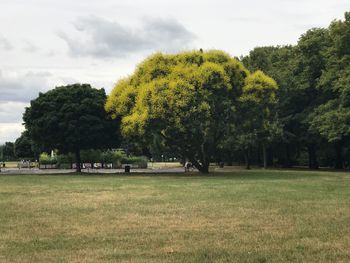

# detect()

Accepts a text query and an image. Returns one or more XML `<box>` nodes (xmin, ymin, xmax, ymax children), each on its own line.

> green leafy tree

<box><xmin>81</xmin><ymin>149</ymin><xmax>102</xmax><ymax>167</ymax></box>
<box><xmin>14</xmin><ymin>131</ymin><xmax>36</xmax><ymax>159</ymax></box>
<box><xmin>1</xmin><ymin>142</ymin><xmax>15</xmax><ymax>161</ymax></box>
<box><xmin>295</xmin><ymin>27</ymin><xmax>331</xmax><ymax>168</ymax></box>
<box><xmin>309</xmin><ymin>12</ymin><xmax>350</xmax><ymax>168</ymax></box>
<box><xmin>106</xmin><ymin>50</ymin><xmax>250</xmax><ymax>173</ymax></box>
<box><xmin>310</xmin><ymin>101</ymin><xmax>350</xmax><ymax>167</ymax></box>
<box><xmin>242</xmin><ymin>32</ymin><xmax>330</xmax><ymax>169</ymax></box>
<box><xmin>23</xmin><ymin>84</ymin><xmax>119</xmax><ymax>172</ymax></box>
<box><xmin>238</xmin><ymin>70</ymin><xmax>280</xmax><ymax>168</ymax></box>
<box><xmin>242</xmin><ymin>46</ymin><xmax>299</xmax><ymax>167</ymax></box>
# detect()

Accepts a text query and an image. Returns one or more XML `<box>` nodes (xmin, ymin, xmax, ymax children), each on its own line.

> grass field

<box><xmin>0</xmin><ymin>170</ymin><xmax>349</xmax><ymax>262</ymax></box>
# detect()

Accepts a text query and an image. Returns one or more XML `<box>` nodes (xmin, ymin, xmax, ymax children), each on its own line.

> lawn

<box><xmin>0</xmin><ymin>170</ymin><xmax>349</xmax><ymax>262</ymax></box>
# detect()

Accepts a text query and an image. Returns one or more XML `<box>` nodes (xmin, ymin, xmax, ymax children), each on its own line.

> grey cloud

<box><xmin>0</xmin><ymin>34</ymin><xmax>13</xmax><ymax>50</ymax></box>
<box><xmin>58</xmin><ymin>16</ymin><xmax>195</xmax><ymax>58</ymax></box>
<box><xmin>0</xmin><ymin>101</ymin><xmax>28</xmax><ymax>123</ymax></box>
<box><xmin>0</xmin><ymin>71</ymin><xmax>51</xmax><ymax>103</ymax></box>
<box><xmin>23</xmin><ymin>40</ymin><xmax>39</xmax><ymax>53</ymax></box>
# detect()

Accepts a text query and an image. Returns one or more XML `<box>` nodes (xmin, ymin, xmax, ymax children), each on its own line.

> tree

<box><xmin>230</xmin><ymin>70</ymin><xmax>282</xmax><ymax>169</ymax></box>
<box><xmin>1</xmin><ymin>142</ymin><xmax>15</xmax><ymax>161</ymax></box>
<box><xmin>242</xmin><ymin>32</ymin><xmax>330</xmax><ymax>169</ymax></box>
<box><xmin>241</xmin><ymin>12</ymin><xmax>350</xmax><ymax>169</ymax></box>
<box><xmin>242</xmin><ymin>46</ymin><xmax>300</xmax><ymax>167</ymax></box>
<box><xmin>14</xmin><ymin>131</ymin><xmax>36</xmax><ymax>159</ymax></box>
<box><xmin>310</xmin><ymin>100</ymin><xmax>350</xmax><ymax>168</ymax></box>
<box><xmin>309</xmin><ymin>12</ymin><xmax>350</xmax><ymax>168</ymax></box>
<box><xmin>106</xmin><ymin>50</ymin><xmax>251</xmax><ymax>173</ymax></box>
<box><xmin>23</xmin><ymin>84</ymin><xmax>119</xmax><ymax>172</ymax></box>
<box><xmin>237</xmin><ymin>71</ymin><xmax>280</xmax><ymax>169</ymax></box>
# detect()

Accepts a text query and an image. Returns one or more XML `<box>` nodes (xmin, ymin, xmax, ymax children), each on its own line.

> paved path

<box><xmin>0</xmin><ymin>167</ymin><xmax>195</xmax><ymax>175</ymax></box>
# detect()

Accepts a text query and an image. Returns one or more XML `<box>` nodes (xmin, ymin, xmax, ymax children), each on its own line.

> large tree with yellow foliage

<box><xmin>106</xmin><ymin>50</ymin><xmax>277</xmax><ymax>173</ymax></box>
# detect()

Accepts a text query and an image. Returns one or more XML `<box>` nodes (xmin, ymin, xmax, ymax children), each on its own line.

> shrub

<box><xmin>123</xmin><ymin>156</ymin><xmax>148</xmax><ymax>168</ymax></box>
<box><xmin>39</xmin><ymin>152</ymin><xmax>57</xmax><ymax>165</ymax></box>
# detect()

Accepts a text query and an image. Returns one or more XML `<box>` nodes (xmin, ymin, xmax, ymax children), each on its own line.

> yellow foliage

<box><xmin>241</xmin><ymin>70</ymin><xmax>278</xmax><ymax>104</ymax></box>
<box><xmin>197</xmin><ymin>62</ymin><xmax>230</xmax><ymax>91</ymax></box>
<box><xmin>105</xmin><ymin>50</ymin><xmax>274</xmax><ymax>138</ymax></box>
<box><xmin>105</xmin><ymin>78</ymin><xmax>136</xmax><ymax>117</ymax></box>
<box><xmin>203</xmin><ymin>50</ymin><xmax>232</xmax><ymax>64</ymax></box>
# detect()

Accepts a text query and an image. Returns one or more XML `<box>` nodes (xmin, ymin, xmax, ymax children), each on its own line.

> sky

<box><xmin>0</xmin><ymin>0</ymin><xmax>350</xmax><ymax>144</ymax></box>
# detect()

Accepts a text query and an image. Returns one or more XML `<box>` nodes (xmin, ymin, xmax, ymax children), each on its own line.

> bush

<box><xmin>57</xmin><ymin>163</ymin><xmax>71</xmax><ymax>169</ymax></box>
<box><xmin>101</xmin><ymin>150</ymin><xmax>115</xmax><ymax>164</ymax></box>
<box><xmin>81</xmin><ymin>149</ymin><xmax>102</xmax><ymax>163</ymax></box>
<box><xmin>39</xmin><ymin>152</ymin><xmax>57</xmax><ymax>165</ymax></box>
<box><xmin>56</xmin><ymin>153</ymin><xmax>74</xmax><ymax>169</ymax></box>
<box><xmin>103</xmin><ymin>150</ymin><xmax>148</xmax><ymax>168</ymax></box>
<box><xmin>123</xmin><ymin>156</ymin><xmax>148</xmax><ymax>168</ymax></box>
<box><xmin>40</xmin><ymin>149</ymin><xmax>148</xmax><ymax>169</ymax></box>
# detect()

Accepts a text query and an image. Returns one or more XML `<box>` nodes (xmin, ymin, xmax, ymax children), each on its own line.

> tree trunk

<box><xmin>244</xmin><ymin>148</ymin><xmax>251</xmax><ymax>170</ymax></box>
<box><xmin>262</xmin><ymin>142</ymin><xmax>267</xmax><ymax>169</ymax></box>
<box><xmin>189</xmin><ymin>157</ymin><xmax>209</xmax><ymax>174</ymax></box>
<box><xmin>308</xmin><ymin>144</ymin><xmax>318</xmax><ymax>169</ymax></box>
<box><xmin>257</xmin><ymin>145</ymin><xmax>262</xmax><ymax>167</ymax></box>
<box><xmin>335</xmin><ymin>142</ymin><xmax>343</xmax><ymax>169</ymax></box>
<box><xmin>188</xmin><ymin>144</ymin><xmax>210</xmax><ymax>174</ymax></box>
<box><xmin>75</xmin><ymin>149</ymin><xmax>81</xmax><ymax>173</ymax></box>
<box><xmin>267</xmin><ymin>148</ymin><xmax>274</xmax><ymax>166</ymax></box>
<box><xmin>283</xmin><ymin>144</ymin><xmax>291</xmax><ymax>168</ymax></box>
<box><xmin>181</xmin><ymin>155</ymin><xmax>186</xmax><ymax>166</ymax></box>
<box><xmin>197</xmin><ymin>165</ymin><xmax>209</xmax><ymax>173</ymax></box>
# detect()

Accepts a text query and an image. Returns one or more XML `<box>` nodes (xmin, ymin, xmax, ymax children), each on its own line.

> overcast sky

<box><xmin>0</xmin><ymin>0</ymin><xmax>349</xmax><ymax>144</ymax></box>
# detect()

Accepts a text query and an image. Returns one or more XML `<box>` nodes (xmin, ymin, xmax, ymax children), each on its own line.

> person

<box><xmin>184</xmin><ymin>161</ymin><xmax>192</xmax><ymax>172</ymax></box>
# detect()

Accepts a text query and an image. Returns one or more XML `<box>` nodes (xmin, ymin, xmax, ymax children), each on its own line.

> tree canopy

<box><xmin>242</xmin><ymin>11</ymin><xmax>350</xmax><ymax>169</ymax></box>
<box><xmin>14</xmin><ymin>131</ymin><xmax>36</xmax><ymax>159</ymax></box>
<box><xmin>0</xmin><ymin>142</ymin><xmax>15</xmax><ymax>161</ymax></box>
<box><xmin>23</xmin><ymin>84</ymin><xmax>119</xmax><ymax>172</ymax></box>
<box><xmin>106</xmin><ymin>50</ymin><xmax>276</xmax><ymax>172</ymax></box>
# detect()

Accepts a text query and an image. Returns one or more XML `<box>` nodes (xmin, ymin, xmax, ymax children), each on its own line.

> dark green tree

<box><xmin>23</xmin><ymin>84</ymin><xmax>119</xmax><ymax>172</ymax></box>
<box><xmin>242</xmin><ymin>30</ymin><xmax>330</xmax><ymax>169</ymax></box>
<box><xmin>242</xmin><ymin>46</ymin><xmax>300</xmax><ymax>167</ymax></box>
<box><xmin>1</xmin><ymin>142</ymin><xmax>15</xmax><ymax>161</ymax></box>
<box><xmin>236</xmin><ymin>70</ymin><xmax>280</xmax><ymax>169</ymax></box>
<box><xmin>296</xmin><ymin>28</ymin><xmax>331</xmax><ymax>168</ymax></box>
<box><xmin>242</xmin><ymin>12</ymin><xmax>350</xmax><ymax>169</ymax></box>
<box><xmin>14</xmin><ymin>131</ymin><xmax>36</xmax><ymax>159</ymax></box>
<box><xmin>309</xmin><ymin>12</ymin><xmax>350</xmax><ymax>168</ymax></box>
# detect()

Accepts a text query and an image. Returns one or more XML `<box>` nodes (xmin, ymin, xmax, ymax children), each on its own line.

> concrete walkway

<box><xmin>0</xmin><ymin>167</ymin><xmax>194</xmax><ymax>175</ymax></box>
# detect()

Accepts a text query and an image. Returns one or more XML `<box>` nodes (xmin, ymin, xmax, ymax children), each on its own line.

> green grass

<box><xmin>0</xmin><ymin>170</ymin><xmax>349</xmax><ymax>263</ymax></box>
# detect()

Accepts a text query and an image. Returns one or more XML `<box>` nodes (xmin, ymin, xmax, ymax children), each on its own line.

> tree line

<box><xmin>241</xmin><ymin>11</ymin><xmax>350</xmax><ymax>169</ymax></box>
<box><xmin>2</xmin><ymin>12</ymin><xmax>350</xmax><ymax>173</ymax></box>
